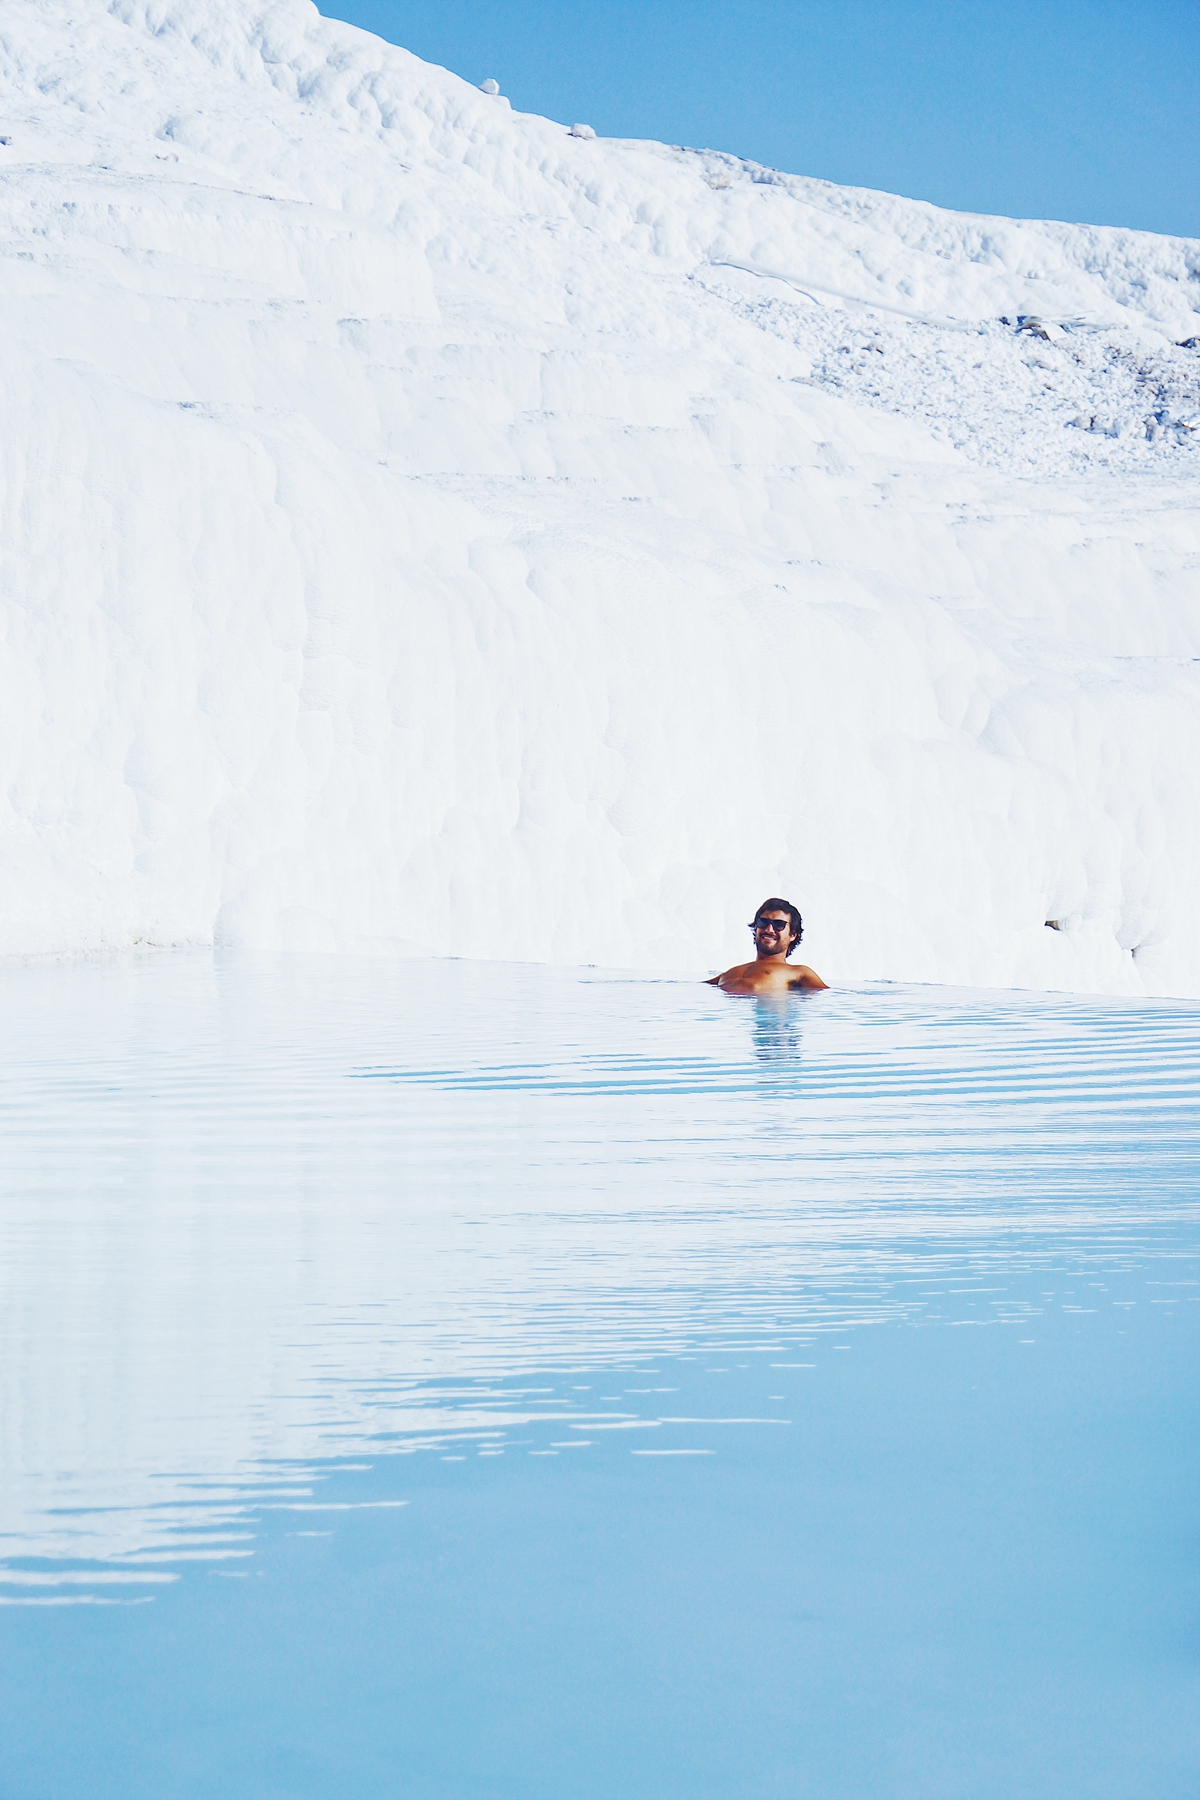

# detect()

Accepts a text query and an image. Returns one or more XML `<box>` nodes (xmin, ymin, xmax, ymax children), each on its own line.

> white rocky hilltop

<box><xmin>1</xmin><ymin>0</ymin><xmax>1198</xmax><ymax>992</ymax></box>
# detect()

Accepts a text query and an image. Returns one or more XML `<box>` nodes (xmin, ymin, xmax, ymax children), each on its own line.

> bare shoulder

<box><xmin>789</xmin><ymin>964</ymin><xmax>829</xmax><ymax>990</ymax></box>
<box><xmin>706</xmin><ymin>961</ymin><xmax>752</xmax><ymax>988</ymax></box>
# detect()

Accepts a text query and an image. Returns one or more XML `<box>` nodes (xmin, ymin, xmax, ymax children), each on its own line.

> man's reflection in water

<box><xmin>749</xmin><ymin>995</ymin><xmax>805</xmax><ymax>1068</ymax></box>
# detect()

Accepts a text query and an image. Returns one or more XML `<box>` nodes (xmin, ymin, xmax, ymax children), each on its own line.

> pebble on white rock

<box><xmin>479</xmin><ymin>77</ymin><xmax>500</xmax><ymax>95</ymax></box>
<box><xmin>0</xmin><ymin>0</ymin><xmax>1198</xmax><ymax>997</ymax></box>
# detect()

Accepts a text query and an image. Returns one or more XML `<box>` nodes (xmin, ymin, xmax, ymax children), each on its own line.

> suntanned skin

<box><xmin>706</xmin><ymin>911</ymin><xmax>829</xmax><ymax>994</ymax></box>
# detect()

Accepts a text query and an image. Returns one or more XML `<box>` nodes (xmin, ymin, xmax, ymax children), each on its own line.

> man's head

<box><xmin>749</xmin><ymin>898</ymin><xmax>803</xmax><ymax>959</ymax></box>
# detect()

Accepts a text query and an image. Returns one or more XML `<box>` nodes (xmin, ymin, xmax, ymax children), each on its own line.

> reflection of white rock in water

<box><xmin>2</xmin><ymin>955</ymin><xmax>1193</xmax><ymax>1566</ymax></box>
<box><xmin>0</xmin><ymin>0</ymin><xmax>1197</xmax><ymax>994</ymax></box>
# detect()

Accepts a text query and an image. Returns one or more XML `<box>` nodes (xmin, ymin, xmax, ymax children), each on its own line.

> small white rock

<box><xmin>569</xmin><ymin>122</ymin><xmax>596</xmax><ymax>140</ymax></box>
<box><xmin>479</xmin><ymin>78</ymin><xmax>500</xmax><ymax>95</ymax></box>
<box><xmin>1016</xmin><ymin>316</ymin><xmax>1065</xmax><ymax>344</ymax></box>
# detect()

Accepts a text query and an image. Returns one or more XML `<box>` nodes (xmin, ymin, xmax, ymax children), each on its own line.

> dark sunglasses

<box><xmin>750</xmin><ymin>918</ymin><xmax>792</xmax><ymax>933</ymax></box>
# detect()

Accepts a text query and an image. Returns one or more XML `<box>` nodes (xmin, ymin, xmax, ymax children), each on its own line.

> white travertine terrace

<box><xmin>1</xmin><ymin>0</ymin><xmax>1198</xmax><ymax>992</ymax></box>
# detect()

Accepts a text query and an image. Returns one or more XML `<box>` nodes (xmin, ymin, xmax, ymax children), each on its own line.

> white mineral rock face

<box><xmin>1</xmin><ymin>0</ymin><xmax>1198</xmax><ymax>994</ymax></box>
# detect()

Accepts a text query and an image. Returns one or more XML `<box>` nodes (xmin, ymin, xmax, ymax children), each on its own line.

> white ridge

<box><xmin>0</xmin><ymin>0</ymin><xmax>1198</xmax><ymax>994</ymax></box>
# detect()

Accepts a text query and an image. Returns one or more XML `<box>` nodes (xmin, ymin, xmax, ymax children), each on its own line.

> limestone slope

<box><xmin>1</xmin><ymin>0</ymin><xmax>1198</xmax><ymax>991</ymax></box>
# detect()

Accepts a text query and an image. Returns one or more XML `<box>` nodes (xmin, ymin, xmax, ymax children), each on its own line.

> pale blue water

<box><xmin>1</xmin><ymin>954</ymin><xmax>1197</xmax><ymax>1799</ymax></box>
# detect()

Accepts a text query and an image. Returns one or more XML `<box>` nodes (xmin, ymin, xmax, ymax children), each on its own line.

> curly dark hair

<box><xmin>751</xmin><ymin>897</ymin><xmax>803</xmax><ymax>958</ymax></box>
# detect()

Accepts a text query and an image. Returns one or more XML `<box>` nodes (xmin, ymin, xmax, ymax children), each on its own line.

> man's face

<box><xmin>753</xmin><ymin>911</ymin><xmax>795</xmax><ymax>958</ymax></box>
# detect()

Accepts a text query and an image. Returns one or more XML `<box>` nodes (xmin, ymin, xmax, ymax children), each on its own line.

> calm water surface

<box><xmin>1</xmin><ymin>954</ymin><xmax>1197</xmax><ymax>1799</ymax></box>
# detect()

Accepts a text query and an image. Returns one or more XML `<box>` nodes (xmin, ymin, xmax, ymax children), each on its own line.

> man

<box><xmin>707</xmin><ymin>898</ymin><xmax>828</xmax><ymax>994</ymax></box>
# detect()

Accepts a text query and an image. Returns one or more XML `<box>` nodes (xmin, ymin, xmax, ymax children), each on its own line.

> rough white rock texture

<box><xmin>1</xmin><ymin>0</ymin><xmax>1198</xmax><ymax>993</ymax></box>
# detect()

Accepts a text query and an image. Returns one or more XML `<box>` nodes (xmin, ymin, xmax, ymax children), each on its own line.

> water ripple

<box><xmin>1</xmin><ymin>954</ymin><xmax>1197</xmax><ymax>1588</ymax></box>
